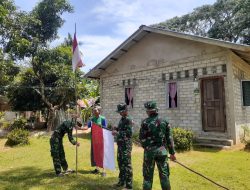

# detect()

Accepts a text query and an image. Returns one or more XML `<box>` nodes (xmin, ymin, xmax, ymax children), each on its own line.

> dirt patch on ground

<box><xmin>225</xmin><ymin>143</ymin><xmax>246</xmax><ymax>151</ymax></box>
<box><xmin>0</xmin><ymin>139</ymin><xmax>11</xmax><ymax>152</ymax></box>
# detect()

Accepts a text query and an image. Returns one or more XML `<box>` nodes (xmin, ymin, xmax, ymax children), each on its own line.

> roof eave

<box><xmin>85</xmin><ymin>25</ymin><xmax>250</xmax><ymax>78</ymax></box>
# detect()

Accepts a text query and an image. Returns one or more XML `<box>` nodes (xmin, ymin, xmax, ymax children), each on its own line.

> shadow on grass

<box><xmin>192</xmin><ymin>145</ymin><xmax>223</xmax><ymax>153</ymax></box>
<box><xmin>0</xmin><ymin>166</ymin><xmax>141</xmax><ymax>190</ymax></box>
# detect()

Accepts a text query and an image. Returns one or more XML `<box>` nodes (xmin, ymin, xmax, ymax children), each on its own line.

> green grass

<box><xmin>0</xmin><ymin>133</ymin><xmax>250</xmax><ymax>190</ymax></box>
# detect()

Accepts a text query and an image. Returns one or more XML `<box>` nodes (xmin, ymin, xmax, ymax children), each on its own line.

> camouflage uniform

<box><xmin>50</xmin><ymin>120</ymin><xmax>76</xmax><ymax>175</ymax></box>
<box><xmin>115</xmin><ymin>103</ymin><xmax>133</xmax><ymax>189</ymax></box>
<box><xmin>139</xmin><ymin>101</ymin><xmax>175</xmax><ymax>190</ymax></box>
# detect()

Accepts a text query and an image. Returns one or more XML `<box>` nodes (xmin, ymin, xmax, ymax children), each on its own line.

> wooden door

<box><xmin>201</xmin><ymin>77</ymin><xmax>226</xmax><ymax>132</ymax></box>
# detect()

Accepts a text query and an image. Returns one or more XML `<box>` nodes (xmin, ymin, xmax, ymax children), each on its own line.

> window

<box><xmin>242</xmin><ymin>80</ymin><xmax>250</xmax><ymax>106</ymax></box>
<box><xmin>125</xmin><ymin>88</ymin><xmax>134</xmax><ymax>108</ymax></box>
<box><xmin>167</xmin><ymin>82</ymin><xmax>178</xmax><ymax>108</ymax></box>
<box><xmin>185</xmin><ymin>70</ymin><xmax>189</xmax><ymax>78</ymax></box>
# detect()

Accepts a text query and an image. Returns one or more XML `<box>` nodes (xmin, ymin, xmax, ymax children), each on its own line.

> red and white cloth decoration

<box><xmin>91</xmin><ymin>123</ymin><xmax>115</xmax><ymax>170</ymax></box>
<box><xmin>72</xmin><ymin>32</ymin><xmax>84</xmax><ymax>72</ymax></box>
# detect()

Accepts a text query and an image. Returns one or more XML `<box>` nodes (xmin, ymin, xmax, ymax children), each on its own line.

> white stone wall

<box><xmin>231</xmin><ymin>53</ymin><xmax>250</xmax><ymax>143</ymax></box>
<box><xmin>100</xmin><ymin>51</ymin><xmax>231</xmax><ymax>138</ymax></box>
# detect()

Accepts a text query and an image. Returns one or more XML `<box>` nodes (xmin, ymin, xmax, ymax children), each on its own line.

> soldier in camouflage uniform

<box><xmin>139</xmin><ymin>101</ymin><xmax>176</xmax><ymax>190</ymax></box>
<box><xmin>50</xmin><ymin>117</ymin><xmax>81</xmax><ymax>176</ymax></box>
<box><xmin>112</xmin><ymin>103</ymin><xmax>133</xmax><ymax>190</ymax></box>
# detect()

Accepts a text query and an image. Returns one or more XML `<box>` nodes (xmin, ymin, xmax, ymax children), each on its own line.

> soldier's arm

<box><xmin>164</xmin><ymin>120</ymin><xmax>175</xmax><ymax>155</ymax></box>
<box><xmin>139</xmin><ymin>121</ymin><xmax>147</xmax><ymax>148</ymax></box>
<box><xmin>67</xmin><ymin>122</ymin><xmax>77</xmax><ymax>145</ymax></box>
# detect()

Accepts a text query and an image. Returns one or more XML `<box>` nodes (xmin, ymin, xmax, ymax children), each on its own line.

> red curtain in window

<box><xmin>169</xmin><ymin>83</ymin><xmax>177</xmax><ymax>108</ymax></box>
<box><xmin>125</xmin><ymin>88</ymin><xmax>133</xmax><ymax>108</ymax></box>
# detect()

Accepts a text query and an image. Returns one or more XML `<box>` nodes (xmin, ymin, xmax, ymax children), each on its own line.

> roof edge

<box><xmin>85</xmin><ymin>25</ymin><xmax>250</xmax><ymax>78</ymax></box>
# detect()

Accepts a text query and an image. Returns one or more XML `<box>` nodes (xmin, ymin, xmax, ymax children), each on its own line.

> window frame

<box><xmin>241</xmin><ymin>80</ymin><xmax>250</xmax><ymax>107</ymax></box>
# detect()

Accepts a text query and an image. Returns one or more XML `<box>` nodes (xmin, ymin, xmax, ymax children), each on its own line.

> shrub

<box><xmin>172</xmin><ymin>127</ymin><xmax>193</xmax><ymax>151</ymax></box>
<box><xmin>1</xmin><ymin>121</ymin><xmax>11</xmax><ymax>130</ymax></box>
<box><xmin>240</xmin><ymin>125</ymin><xmax>250</xmax><ymax>150</ymax></box>
<box><xmin>9</xmin><ymin>117</ymin><xmax>27</xmax><ymax>131</ymax></box>
<box><xmin>0</xmin><ymin>111</ymin><xmax>4</xmax><ymax>120</ymax></box>
<box><xmin>245</xmin><ymin>141</ymin><xmax>250</xmax><ymax>150</ymax></box>
<box><xmin>5</xmin><ymin>128</ymin><xmax>30</xmax><ymax>146</ymax></box>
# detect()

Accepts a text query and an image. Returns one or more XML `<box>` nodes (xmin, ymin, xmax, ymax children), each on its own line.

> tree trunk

<box><xmin>47</xmin><ymin>106</ymin><xmax>57</xmax><ymax>132</ymax></box>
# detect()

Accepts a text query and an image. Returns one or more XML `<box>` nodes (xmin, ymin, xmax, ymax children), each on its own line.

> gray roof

<box><xmin>85</xmin><ymin>25</ymin><xmax>250</xmax><ymax>79</ymax></box>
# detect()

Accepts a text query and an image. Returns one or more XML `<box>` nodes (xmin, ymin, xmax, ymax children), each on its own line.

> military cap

<box><xmin>144</xmin><ymin>101</ymin><xmax>158</xmax><ymax>111</ymax></box>
<box><xmin>116</xmin><ymin>103</ymin><xmax>127</xmax><ymax>113</ymax></box>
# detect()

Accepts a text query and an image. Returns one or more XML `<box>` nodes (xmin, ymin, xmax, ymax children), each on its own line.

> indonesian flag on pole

<box><xmin>72</xmin><ymin>33</ymin><xmax>84</xmax><ymax>72</ymax></box>
<box><xmin>92</xmin><ymin>123</ymin><xmax>115</xmax><ymax>170</ymax></box>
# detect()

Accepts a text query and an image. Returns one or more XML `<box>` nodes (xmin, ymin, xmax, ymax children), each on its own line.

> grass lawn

<box><xmin>0</xmin><ymin>132</ymin><xmax>250</xmax><ymax>190</ymax></box>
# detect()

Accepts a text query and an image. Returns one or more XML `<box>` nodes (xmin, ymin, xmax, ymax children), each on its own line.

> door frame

<box><xmin>200</xmin><ymin>76</ymin><xmax>227</xmax><ymax>132</ymax></box>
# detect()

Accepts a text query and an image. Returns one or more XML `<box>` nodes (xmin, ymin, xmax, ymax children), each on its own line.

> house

<box><xmin>85</xmin><ymin>25</ymin><xmax>250</xmax><ymax>146</ymax></box>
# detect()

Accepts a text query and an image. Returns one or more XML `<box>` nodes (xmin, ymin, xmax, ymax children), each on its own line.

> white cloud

<box><xmin>77</xmin><ymin>34</ymin><xmax>124</xmax><ymax>73</ymax></box>
<box><xmin>93</xmin><ymin>0</ymin><xmax>216</xmax><ymax>37</ymax></box>
<box><xmin>14</xmin><ymin>0</ymin><xmax>217</xmax><ymax>72</ymax></box>
<box><xmin>84</xmin><ymin>0</ymin><xmax>216</xmax><ymax>71</ymax></box>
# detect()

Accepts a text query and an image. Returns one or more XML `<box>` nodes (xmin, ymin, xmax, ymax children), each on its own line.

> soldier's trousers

<box><xmin>50</xmin><ymin>137</ymin><xmax>68</xmax><ymax>174</ymax></box>
<box><xmin>143</xmin><ymin>148</ymin><xmax>170</xmax><ymax>190</ymax></box>
<box><xmin>117</xmin><ymin>143</ymin><xmax>133</xmax><ymax>188</ymax></box>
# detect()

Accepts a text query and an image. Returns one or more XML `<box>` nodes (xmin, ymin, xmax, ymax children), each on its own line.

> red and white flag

<box><xmin>92</xmin><ymin>123</ymin><xmax>115</xmax><ymax>170</ymax></box>
<box><xmin>72</xmin><ymin>33</ymin><xmax>84</xmax><ymax>72</ymax></box>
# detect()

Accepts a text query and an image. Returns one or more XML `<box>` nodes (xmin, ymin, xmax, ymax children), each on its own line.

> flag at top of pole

<box><xmin>72</xmin><ymin>32</ymin><xmax>84</xmax><ymax>72</ymax></box>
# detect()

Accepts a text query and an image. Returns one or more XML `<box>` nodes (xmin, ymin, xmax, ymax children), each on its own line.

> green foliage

<box><xmin>31</xmin><ymin>0</ymin><xmax>73</xmax><ymax>43</ymax></box>
<box><xmin>240</xmin><ymin>125</ymin><xmax>250</xmax><ymax>150</ymax></box>
<box><xmin>0</xmin><ymin>0</ymin><xmax>16</xmax><ymax>42</ymax></box>
<box><xmin>81</xmin><ymin>99</ymin><xmax>94</xmax><ymax>123</ymax></box>
<box><xmin>5</xmin><ymin>128</ymin><xmax>30</xmax><ymax>146</ymax></box>
<box><xmin>1</xmin><ymin>117</ymin><xmax>28</xmax><ymax>131</ymax></box>
<box><xmin>0</xmin><ymin>51</ymin><xmax>20</xmax><ymax>95</ymax></box>
<box><xmin>153</xmin><ymin>0</ymin><xmax>250</xmax><ymax>45</ymax></box>
<box><xmin>245</xmin><ymin>141</ymin><xmax>250</xmax><ymax>150</ymax></box>
<box><xmin>172</xmin><ymin>127</ymin><xmax>194</xmax><ymax>151</ymax></box>
<box><xmin>78</xmin><ymin>79</ymin><xmax>100</xmax><ymax>99</ymax></box>
<box><xmin>0</xmin><ymin>111</ymin><xmax>4</xmax><ymax>120</ymax></box>
<box><xmin>7</xmin><ymin>46</ymin><xmax>78</xmax><ymax>111</ymax></box>
<box><xmin>0</xmin><ymin>121</ymin><xmax>10</xmax><ymax>130</ymax></box>
<box><xmin>9</xmin><ymin>117</ymin><xmax>27</xmax><ymax>130</ymax></box>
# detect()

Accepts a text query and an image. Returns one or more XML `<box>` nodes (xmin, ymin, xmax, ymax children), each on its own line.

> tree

<box><xmin>4</xmin><ymin>0</ymin><xmax>74</xmax><ymax>131</ymax></box>
<box><xmin>152</xmin><ymin>0</ymin><xmax>250</xmax><ymax>45</ymax></box>
<box><xmin>0</xmin><ymin>0</ymin><xmax>16</xmax><ymax>44</ymax></box>
<box><xmin>7</xmin><ymin>44</ymin><xmax>83</xmax><ymax>130</ymax></box>
<box><xmin>0</xmin><ymin>1</ymin><xmax>20</xmax><ymax>101</ymax></box>
<box><xmin>0</xmin><ymin>50</ymin><xmax>19</xmax><ymax>95</ymax></box>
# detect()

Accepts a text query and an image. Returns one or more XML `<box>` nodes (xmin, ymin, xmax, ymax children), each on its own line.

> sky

<box><xmin>14</xmin><ymin>0</ymin><xmax>217</xmax><ymax>73</ymax></box>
